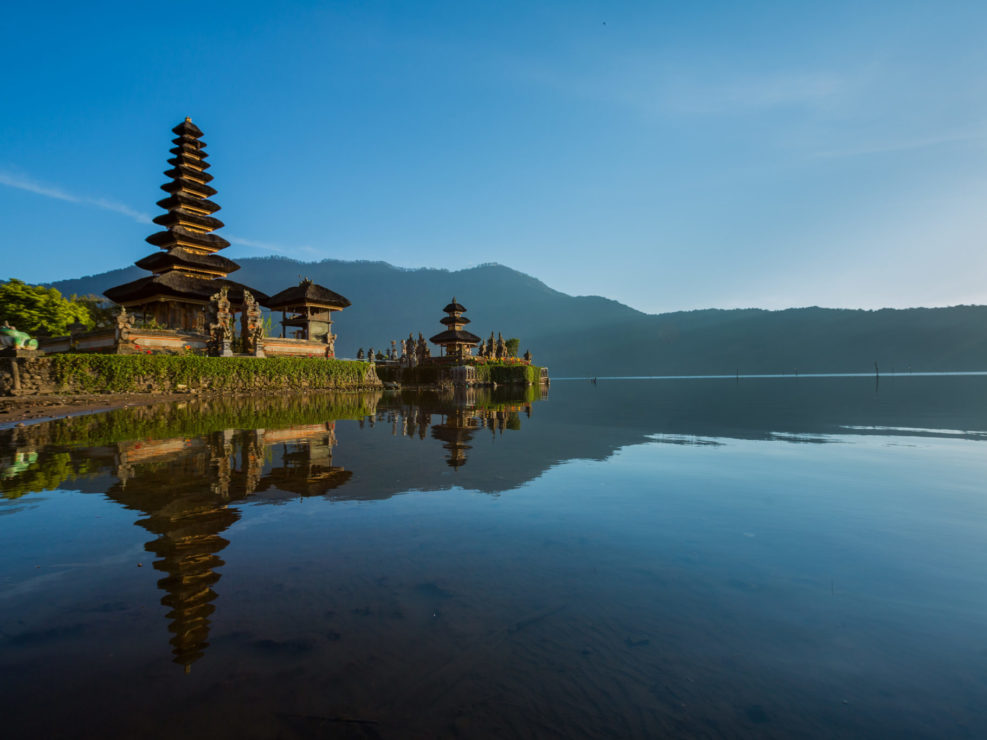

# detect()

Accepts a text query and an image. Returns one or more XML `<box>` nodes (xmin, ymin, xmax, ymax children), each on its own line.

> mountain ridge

<box><xmin>46</xmin><ymin>257</ymin><xmax>987</xmax><ymax>375</ymax></box>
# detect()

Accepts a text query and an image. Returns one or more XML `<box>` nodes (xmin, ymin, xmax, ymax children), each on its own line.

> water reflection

<box><xmin>0</xmin><ymin>387</ymin><xmax>543</xmax><ymax>669</ymax></box>
<box><xmin>1</xmin><ymin>376</ymin><xmax>987</xmax><ymax>737</ymax></box>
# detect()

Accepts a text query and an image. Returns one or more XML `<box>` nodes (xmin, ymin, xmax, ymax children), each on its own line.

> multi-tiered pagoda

<box><xmin>105</xmin><ymin>118</ymin><xmax>266</xmax><ymax>332</ymax></box>
<box><xmin>429</xmin><ymin>298</ymin><xmax>480</xmax><ymax>360</ymax></box>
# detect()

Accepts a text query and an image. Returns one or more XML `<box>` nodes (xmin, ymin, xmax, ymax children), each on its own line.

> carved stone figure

<box><xmin>208</xmin><ymin>286</ymin><xmax>233</xmax><ymax>356</ymax></box>
<box><xmin>114</xmin><ymin>308</ymin><xmax>135</xmax><ymax>343</ymax></box>
<box><xmin>367</xmin><ymin>347</ymin><xmax>375</xmax><ymax>363</ymax></box>
<box><xmin>243</xmin><ymin>290</ymin><xmax>264</xmax><ymax>356</ymax></box>
<box><xmin>496</xmin><ymin>332</ymin><xmax>506</xmax><ymax>360</ymax></box>
<box><xmin>326</xmin><ymin>332</ymin><xmax>336</xmax><ymax>358</ymax></box>
<box><xmin>357</xmin><ymin>348</ymin><xmax>365</xmax><ymax>360</ymax></box>
<box><xmin>524</xmin><ymin>349</ymin><xmax>532</xmax><ymax>363</ymax></box>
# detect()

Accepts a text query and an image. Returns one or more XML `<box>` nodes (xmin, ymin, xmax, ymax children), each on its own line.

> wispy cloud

<box><xmin>0</xmin><ymin>169</ymin><xmax>315</xmax><ymax>257</ymax></box>
<box><xmin>809</xmin><ymin>128</ymin><xmax>987</xmax><ymax>159</ymax></box>
<box><xmin>499</xmin><ymin>47</ymin><xmax>848</xmax><ymax>119</ymax></box>
<box><xmin>0</xmin><ymin>169</ymin><xmax>153</xmax><ymax>224</ymax></box>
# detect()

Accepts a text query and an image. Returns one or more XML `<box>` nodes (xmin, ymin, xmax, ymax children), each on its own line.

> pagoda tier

<box><xmin>430</xmin><ymin>297</ymin><xmax>480</xmax><ymax>360</ymax></box>
<box><xmin>156</xmin><ymin>193</ymin><xmax>222</xmax><ymax>215</ymax></box>
<box><xmin>146</xmin><ymin>225</ymin><xmax>231</xmax><ymax>253</ymax></box>
<box><xmin>105</xmin><ymin>118</ymin><xmax>260</xmax><ymax>333</ymax></box>
<box><xmin>104</xmin><ymin>272</ymin><xmax>267</xmax><ymax>306</ymax></box>
<box><xmin>152</xmin><ymin>210</ymin><xmax>225</xmax><ymax>232</ymax></box>
<box><xmin>135</xmin><ymin>248</ymin><xmax>240</xmax><ymax>278</ymax></box>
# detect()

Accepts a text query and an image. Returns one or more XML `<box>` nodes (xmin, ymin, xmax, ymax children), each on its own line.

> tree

<box><xmin>0</xmin><ymin>279</ymin><xmax>93</xmax><ymax>336</ymax></box>
<box><xmin>71</xmin><ymin>294</ymin><xmax>116</xmax><ymax>328</ymax></box>
<box><xmin>505</xmin><ymin>337</ymin><xmax>520</xmax><ymax>358</ymax></box>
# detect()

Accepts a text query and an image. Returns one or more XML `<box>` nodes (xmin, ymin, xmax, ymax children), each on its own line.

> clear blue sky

<box><xmin>2</xmin><ymin>1</ymin><xmax>986</xmax><ymax>313</ymax></box>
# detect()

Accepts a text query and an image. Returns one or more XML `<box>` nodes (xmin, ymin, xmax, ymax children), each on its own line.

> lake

<box><xmin>2</xmin><ymin>376</ymin><xmax>986</xmax><ymax>739</ymax></box>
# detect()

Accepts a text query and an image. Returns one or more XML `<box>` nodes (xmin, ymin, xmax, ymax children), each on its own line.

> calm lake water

<box><xmin>2</xmin><ymin>376</ymin><xmax>986</xmax><ymax>739</ymax></box>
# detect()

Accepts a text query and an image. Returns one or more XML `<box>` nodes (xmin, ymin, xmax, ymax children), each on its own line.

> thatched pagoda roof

<box><xmin>146</xmin><ymin>225</ymin><xmax>230</xmax><ymax>251</ymax></box>
<box><xmin>264</xmin><ymin>279</ymin><xmax>351</xmax><ymax>310</ymax></box>
<box><xmin>156</xmin><ymin>193</ymin><xmax>221</xmax><ymax>214</ymax></box>
<box><xmin>443</xmin><ymin>298</ymin><xmax>466</xmax><ymax>313</ymax></box>
<box><xmin>105</xmin><ymin>273</ymin><xmax>267</xmax><ymax>305</ymax></box>
<box><xmin>169</xmin><ymin>144</ymin><xmax>208</xmax><ymax>159</ymax></box>
<box><xmin>429</xmin><ymin>329</ymin><xmax>481</xmax><ymax>345</ymax></box>
<box><xmin>163</xmin><ymin>165</ymin><xmax>214</xmax><ymax>183</ymax></box>
<box><xmin>152</xmin><ymin>210</ymin><xmax>225</xmax><ymax>232</ymax></box>
<box><xmin>440</xmin><ymin>314</ymin><xmax>471</xmax><ymax>326</ymax></box>
<box><xmin>172</xmin><ymin>119</ymin><xmax>204</xmax><ymax>137</ymax></box>
<box><xmin>136</xmin><ymin>249</ymin><xmax>240</xmax><ymax>276</ymax></box>
<box><xmin>160</xmin><ymin>180</ymin><xmax>218</xmax><ymax>197</ymax></box>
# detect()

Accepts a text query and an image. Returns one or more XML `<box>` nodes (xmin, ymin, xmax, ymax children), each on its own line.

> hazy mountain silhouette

<box><xmin>48</xmin><ymin>257</ymin><xmax>987</xmax><ymax>375</ymax></box>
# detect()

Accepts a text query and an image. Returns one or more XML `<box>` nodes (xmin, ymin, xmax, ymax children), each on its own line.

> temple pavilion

<box><xmin>429</xmin><ymin>298</ymin><xmax>480</xmax><ymax>360</ymax></box>
<box><xmin>104</xmin><ymin>118</ymin><xmax>267</xmax><ymax>332</ymax></box>
<box><xmin>265</xmin><ymin>278</ymin><xmax>350</xmax><ymax>344</ymax></box>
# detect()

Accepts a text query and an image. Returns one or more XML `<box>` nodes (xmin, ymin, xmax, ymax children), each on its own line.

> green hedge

<box><xmin>474</xmin><ymin>363</ymin><xmax>542</xmax><ymax>385</ymax></box>
<box><xmin>49</xmin><ymin>354</ymin><xmax>378</xmax><ymax>393</ymax></box>
<box><xmin>376</xmin><ymin>362</ymin><xmax>542</xmax><ymax>386</ymax></box>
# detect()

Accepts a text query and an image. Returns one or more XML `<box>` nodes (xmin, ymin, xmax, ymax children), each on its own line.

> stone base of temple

<box><xmin>263</xmin><ymin>336</ymin><xmax>334</xmax><ymax>358</ymax></box>
<box><xmin>38</xmin><ymin>329</ymin><xmax>212</xmax><ymax>356</ymax></box>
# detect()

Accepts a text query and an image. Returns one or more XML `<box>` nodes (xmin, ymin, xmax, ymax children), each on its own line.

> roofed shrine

<box><xmin>429</xmin><ymin>298</ymin><xmax>481</xmax><ymax>360</ymax></box>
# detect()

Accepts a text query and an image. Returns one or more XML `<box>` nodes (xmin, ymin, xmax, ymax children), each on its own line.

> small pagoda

<box><xmin>264</xmin><ymin>278</ymin><xmax>350</xmax><ymax>355</ymax></box>
<box><xmin>104</xmin><ymin>118</ymin><xmax>267</xmax><ymax>333</ymax></box>
<box><xmin>429</xmin><ymin>298</ymin><xmax>480</xmax><ymax>360</ymax></box>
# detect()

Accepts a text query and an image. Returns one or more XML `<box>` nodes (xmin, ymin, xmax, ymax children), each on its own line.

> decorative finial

<box><xmin>185</xmin><ymin>116</ymin><xmax>191</xmax><ymax>122</ymax></box>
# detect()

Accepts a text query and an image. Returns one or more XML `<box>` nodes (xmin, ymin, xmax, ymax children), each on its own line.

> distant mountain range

<box><xmin>48</xmin><ymin>257</ymin><xmax>987</xmax><ymax>375</ymax></box>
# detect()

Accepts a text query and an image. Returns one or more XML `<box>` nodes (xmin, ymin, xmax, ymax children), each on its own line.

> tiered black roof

<box><xmin>430</xmin><ymin>297</ymin><xmax>480</xmax><ymax>346</ymax></box>
<box><xmin>106</xmin><ymin>118</ymin><xmax>249</xmax><ymax>306</ymax></box>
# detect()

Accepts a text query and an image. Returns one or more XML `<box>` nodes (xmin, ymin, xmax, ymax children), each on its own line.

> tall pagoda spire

<box><xmin>140</xmin><ymin>117</ymin><xmax>236</xmax><ymax>279</ymax></box>
<box><xmin>104</xmin><ymin>119</ymin><xmax>266</xmax><ymax>332</ymax></box>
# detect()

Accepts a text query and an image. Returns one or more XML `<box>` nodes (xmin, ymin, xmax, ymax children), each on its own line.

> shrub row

<box><xmin>48</xmin><ymin>354</ymin><xmax>379</xmax><ymax>393</ymax></box>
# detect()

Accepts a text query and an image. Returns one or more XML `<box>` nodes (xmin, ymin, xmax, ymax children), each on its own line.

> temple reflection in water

<box><xmin>0</xmin><ymin>386</ymin><xmax>544</xmax><ymax>670</ymax></box>
<box><xmin>108</xmin><ymin>424</ymin><xmax>350</xmax><ymax>670</ymax></box>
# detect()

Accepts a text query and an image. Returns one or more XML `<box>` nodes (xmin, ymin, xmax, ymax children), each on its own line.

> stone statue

<box><xmin>208</xmin><ymin>286</ymin><xmax>233</xmax><ymax>356</ymax></box>
<box><xmin>114</xmin><ymin>308</ymin><xmax>134</xmax><ymax>343</ymax></box>
<box><xmin>0</xmin><ymin>322</ymin><xmax>38</xmax><ymax>351</ymax></box>
<box><xmin>496</xmin><ymin>332</ymin><xmax>506</xmax><ymax>360</ymax></box>
<box><xmin>357</xmin><ymin>348</ymin><xmax>364</xmax><ymax>360</ymax></box>
<box><xmin>326</xmin><ymin>332</ymin><xmax>336</xmax><ymax>358</ymax></box>
<box><xmin>243</xmin><ymin>290</ymin><xmax>264</xmax><ymax>356</ymax></box>
<box><xmin>367</xmin><ymin>346</ymin><xmax>375</xmax><ymax>363</ymax></box>
<box><xmin>524</xmin><ymin>349</ymin><xmax>532</xmax><ymax>363</ymax></box>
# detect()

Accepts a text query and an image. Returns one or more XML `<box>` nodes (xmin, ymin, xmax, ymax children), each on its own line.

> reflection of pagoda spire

<box><xmin>106</xmin><ymin>431</ymin><xmax>244</xmax><ymax>671</ymax></box>
<box><xmin>431</xmin><ymin>409</ymin><xmax>478</xmax><ymax>469</ymax></box>
<box><xmin>145</xmin><ymin>510</ymin><xmax>234</xmax><ymax>670</ymax></box>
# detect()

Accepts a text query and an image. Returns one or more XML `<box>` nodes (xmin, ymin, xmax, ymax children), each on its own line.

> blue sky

<box><xmin>2</xmin><ymin>0</ymin><xmax>986</xmax><ymax>313</ymax></box>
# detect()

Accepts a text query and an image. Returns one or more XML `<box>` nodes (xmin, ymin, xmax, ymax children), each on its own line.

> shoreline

<box><xmin>0</xmin><ymin>392</ymin><xmax>198</xmax><ymax>427</ymax></box>
<box><xmin>0</xmin><ymin>388</ymin><xmax>384</xmax><ymax>428</ymax></box>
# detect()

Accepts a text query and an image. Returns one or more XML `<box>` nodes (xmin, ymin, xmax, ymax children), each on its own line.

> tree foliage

<box><xmin>505</xmin><ymin>337</ymin><xmax>520</xmax><ymax>357</ymax></box>
<box><xmin>0</xmin><ymin>279</ymin><xmax>92</xmax><ymax>337</ymax></box>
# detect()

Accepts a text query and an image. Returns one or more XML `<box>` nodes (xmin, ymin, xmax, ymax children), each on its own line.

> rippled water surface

<box><xmin>2</xmin><ymin>376</ymin><xmax>986</xmax><ymax>738</ymax></box>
